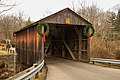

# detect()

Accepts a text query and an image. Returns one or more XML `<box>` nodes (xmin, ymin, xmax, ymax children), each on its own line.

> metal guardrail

<box><xmin>90</xmin><ymin>57</ymin><xmax>120</xmax><ymax>64</ymax></box>
<box><xmin>16</xmin><ymin>60</ymin><xmax>44</xmax><ymax>80</ymax></box>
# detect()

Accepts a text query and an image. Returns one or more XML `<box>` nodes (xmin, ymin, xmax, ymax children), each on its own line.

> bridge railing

<box><xmin>90</xmin><ymin>57</ymin><xmax>120</xmax><ymax>64</ymax></box>
<box><xmin>7</xmin><ymin>60</ymin><xmax>44</xmax><ymax>80</ymax></box>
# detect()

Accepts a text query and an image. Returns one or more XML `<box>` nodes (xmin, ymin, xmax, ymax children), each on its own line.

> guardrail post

<box><xmin>35</xmin><ymin>64</ymin><xmax>39</xmax><ymax>79</ymax></box>
<box><xmin>30</xmin><ymin>63</ymin><xmax>37</xmax><ymax>80</ymax></box>
<box><xmin>108</xmin><ymin>63</ymin><xmax>111</xmax><ymax>67</ymax></box>
<box><xmin>93</xmin><ymin>61</ymin><xmax>95</xmax><ymax>64</ymax></box>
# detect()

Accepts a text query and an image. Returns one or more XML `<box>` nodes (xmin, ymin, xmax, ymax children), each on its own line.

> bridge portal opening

<box><xmin>45</xmin><ymin>23</ymin><xmax>88</xmax><ymax>61</ymax></box>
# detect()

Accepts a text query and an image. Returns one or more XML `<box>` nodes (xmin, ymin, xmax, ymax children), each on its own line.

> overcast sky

<box><xmin>4</xmin><ymin>0</ymin><xmax>120</xmax><ymax>21</ymax></box>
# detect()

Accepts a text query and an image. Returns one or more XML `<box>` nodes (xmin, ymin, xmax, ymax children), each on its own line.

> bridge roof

<box><xmin>14</xmin><ymin>8</ymin><xmax>91</xmax><ymax>33</ymax></box>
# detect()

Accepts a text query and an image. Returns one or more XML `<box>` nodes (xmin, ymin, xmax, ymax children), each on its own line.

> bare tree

<box><xmin>76</xmin><ymin>2</ymin><xmax>109</xmax><ymax>39</ymax></box>
<box><xmin>0</xmin><ymin>0</ymin><xmax>16</xmax><ymax>14</ymax></box>
<box><xmin>0</xmin><ymin>12</ymin><xmax>27</xmax><ymax>43</ymax></box>
<box><xmin>74</xmin><ymin>1</ymin><xmax>120</xmax><ymax>59</ymax></box>
<box><xmin>17</xmin><ymin>11</ymin><xmax>26</xmax><ymax>28</ymax></box>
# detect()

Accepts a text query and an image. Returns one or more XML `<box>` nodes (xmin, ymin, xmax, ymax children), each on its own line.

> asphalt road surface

<box><xmin>45</xmin><ymin>56</ymin><xmax>120</xmax><ymax>80</ymax></box>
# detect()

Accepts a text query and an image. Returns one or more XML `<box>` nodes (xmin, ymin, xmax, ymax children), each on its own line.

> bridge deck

<box><xmin>45</xmin><ymin>56</ymin><xmax>120</xmax><ymax>80</ymax></box>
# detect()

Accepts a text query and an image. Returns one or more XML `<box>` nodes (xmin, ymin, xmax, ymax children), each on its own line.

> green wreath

<box><xmin>36</xmin><ymin>21</ymin><xmax>49</xmax><ymax>36</ymax></box>
<box><xmin>83</xmin><ymin>24</ymin><xmax>95</xmax><ymax>37</ymax></box>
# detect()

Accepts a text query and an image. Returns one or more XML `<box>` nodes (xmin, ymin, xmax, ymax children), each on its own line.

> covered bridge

<box><xmin>14</xmin><ymin>8</ymin><xmax>91</xmax><ymax>66</ymax></box>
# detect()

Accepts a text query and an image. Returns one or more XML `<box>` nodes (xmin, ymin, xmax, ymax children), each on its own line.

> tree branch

<box><xmin>0</xmin><ymin>3</ymin><xmax>16</xmax><ymax>14</ymax></box>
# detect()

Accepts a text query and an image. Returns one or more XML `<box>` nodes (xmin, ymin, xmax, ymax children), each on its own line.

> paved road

<box><xmin>45</xmin><ymin>56</ymin><xmax>120</xmax><ymax>80</ymax></box>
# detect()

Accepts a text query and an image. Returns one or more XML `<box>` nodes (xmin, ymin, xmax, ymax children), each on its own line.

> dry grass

<box><xmin>0</xmin><ymin>54</ymin><xmax>14</xmax><ymax>79</ymax></box>
<box><xmin>90</xmin><ymin>37</ymin><xmax>120</xmax><ymax>59</ymax></box>
<box><xmin>37</xmin><ymin>66</ymin><xmax>47</xmax><ymax>80</ymax></box>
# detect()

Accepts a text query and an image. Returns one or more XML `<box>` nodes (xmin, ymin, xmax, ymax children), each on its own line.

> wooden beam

<box><xmin>74</xmin><ymin>26</ymin><xmax>82</xmax><ymax>61</ymax></box>
<box><xmin>53</xmin><ymin>43</ymin><xmax>61</xmax><ymax>55</ymax></box>
<box><xmin>74</xmin><ymin>27</ymin><xmax>80</xmax><ymax>36</ymax></box>
<box><xmin>61</xmin><ymin>28</ymin><xmax>65</xmax><ymax>58</ymax></box>
<box><xmin>78</xmin><ymin>36</ymin><xmax>82</xmax><ymax>60</ymax></box>
<box><xmin>45</xmin><ymin>41</ymin><xmax>51</xmax><ymax>54</ymax></box>
<box><xmin>62</xmin><ymin>46</ymin><xmax>65</xmax><ymax>57</ymax></box>
<box><xmin>63</xmin><ymin>41</ymin><xmax>76</xmax><ymax>60</ymax></box>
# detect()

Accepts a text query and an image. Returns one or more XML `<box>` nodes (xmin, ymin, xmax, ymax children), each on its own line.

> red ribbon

<box><xmin>87</xmin><ymin>34</ymin><xmax>90</xmax><ymax>44</ymax></box>
<box><xmin>42</xmin><ymin>32</ymin><xmax>46</xmax><ymax>43</ymax></box>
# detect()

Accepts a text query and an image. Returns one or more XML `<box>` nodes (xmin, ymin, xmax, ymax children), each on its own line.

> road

<box><xmin>45</xmin><ymin>56</ymin><xmax>120</xmax><ymax>80</ymax></box>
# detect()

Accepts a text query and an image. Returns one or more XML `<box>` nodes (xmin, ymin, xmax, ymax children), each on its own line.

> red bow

<box><xmin>42</xmin><ymin>33</ymin><xmax>46</xmax><ymax>43</ymax></box>
<box><xmin>87</xmin><ymin>34</ymin><xmax>90</xmax><ymax>44</ymax></box>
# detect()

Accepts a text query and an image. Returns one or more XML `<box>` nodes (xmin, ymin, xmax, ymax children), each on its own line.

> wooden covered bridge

<box><xmin>14</xmin><ymin>8</ymin><xmax>91</xmax><ymax>66</ymax></box>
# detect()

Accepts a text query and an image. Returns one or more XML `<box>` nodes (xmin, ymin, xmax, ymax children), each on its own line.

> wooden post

<box><xmin>87</xmin><ymin>43</ymin><xmax>90</xmax><ymax>62</ymax></box>
<box><xmin>62</xmin><ymin>29</ymin><xmax>65</xmax><ymax>58</ymax></box>
<box><xmin>87</xmin><ymin>29</ymin><xmax>90</xmax><ymax>62</ymax></box>
<box><xmin>62</xmin><ymin>46</ymin><xmax>65</xmax><ymax>57</ymax></box>
<box><xmin>79</xmin><ymin>30</ymin><xmax>82</xmax><ymax>61</ymax></box>
<box><xmin>41</xmin><ymin>26</ymin><xmax>44</xmax><ymax>60</ymax></box>
<box><xmin>14</xmin><ymin>52</ymin><xmax>17</xmax><ymax>75</ymax></box>
<box><xmin>74</xmin><ymin>27</ymin><xmax>82</xmax><ymax>61</ymax></box>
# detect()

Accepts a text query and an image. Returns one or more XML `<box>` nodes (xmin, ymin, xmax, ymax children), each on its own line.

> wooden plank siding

<box><xmin>43</xmin><ymin>8</ymin><xmax>88</xmax><ymax>25</ymax></box>
<box><xmin>15</xmin><ymin>8</ymin><xmax>91</xmax><ymax>66</ymax></box>
<box><xmin>16</xmin><ymin>27</ymin><xmax>42</xmax><ymax>66</ymax></box>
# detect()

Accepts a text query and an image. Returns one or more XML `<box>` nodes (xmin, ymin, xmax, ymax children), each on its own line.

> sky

<box><xmin>3</xmin><ymin>0</ymin><xmax>120</xmax><ymax>21</ymax></box>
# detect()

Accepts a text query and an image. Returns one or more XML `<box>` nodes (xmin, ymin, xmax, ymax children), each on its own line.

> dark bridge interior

<box><xmin>45</xmin><ymin>23</ymin><xmax>88</xmax><ymax>61</ymax></box>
